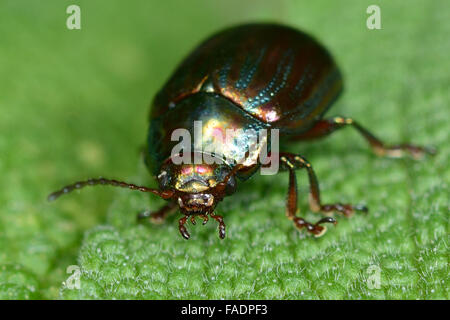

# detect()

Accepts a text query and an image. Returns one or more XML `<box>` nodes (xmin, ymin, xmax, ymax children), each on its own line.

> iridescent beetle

<box><xmin>48</xmin><ymin>24</ymin><xmax>435</xmax><ymax>239</ymax></box>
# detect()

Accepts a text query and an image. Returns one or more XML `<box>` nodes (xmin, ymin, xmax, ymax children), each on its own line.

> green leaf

<box><xmin>0</xmin><ymin>0</ymin><xmax>448</xmax><ymax>299</ymax></box>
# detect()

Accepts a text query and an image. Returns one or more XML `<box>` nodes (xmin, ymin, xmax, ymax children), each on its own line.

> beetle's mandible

<box><xmin>49</xmin><ymin>24</ymin><xmax>435</xmax><ymax>240</ymax></box>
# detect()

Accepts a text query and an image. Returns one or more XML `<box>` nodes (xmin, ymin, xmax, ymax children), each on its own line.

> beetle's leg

<box><xmin>199</xmin><ymin>214</ymin><xmax>209</xmax><ymax>225</ymax></box>
<box><xmin>281</xmin><ymin>153</ymin><xmax>368</xmax><ymax>218</ymax></box>
<box><xmin>281</xmin><ymin>156</ymin><xmax>337</xmax><ymax>237</ymax></box>
<box><xmin>179</xmin><ymin>216</ymin><xmax>190</xmax><ymax>240</ymax></box>
<box><xmin>210</xmin><ymin>212</ymin><xmax>226</xmax><ymax>239</ymax></box>
<box><xmin>290</xmin><ymin>117</ymin><xmax>436</xmax><ymax>159</ymax></box>
<box><xmin>137</xmin><ymin>202</ymin><xmax>177</xmax><ymax>224</ymax></box>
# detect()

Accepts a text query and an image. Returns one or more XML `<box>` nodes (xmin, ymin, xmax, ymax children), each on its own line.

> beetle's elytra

<box><xmin>49</xmin><ymin>24</ymin><xmax>435</xmax><ymax>240</ymax></box>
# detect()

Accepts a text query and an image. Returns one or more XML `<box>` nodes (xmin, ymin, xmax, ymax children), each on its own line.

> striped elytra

<box><xmin>151</xmin><ymin>24</ymin><xmax>342</xmax><ymax>130</ymax></box>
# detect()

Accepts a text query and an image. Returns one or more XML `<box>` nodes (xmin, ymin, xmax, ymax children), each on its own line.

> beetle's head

<box><xmin>47</xmin><ymin>153</ymin><xmax>241</xmax><ymax>240</ymax></box>
<box><xmin>157</xmin><ymin>157</ymin><xmax>238</xmax><ymax>215</ymax></box>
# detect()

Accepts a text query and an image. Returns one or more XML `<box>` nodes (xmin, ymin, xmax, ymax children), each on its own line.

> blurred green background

<box><xmin>0</xmin><ymin>0</ymin><xmax>448</xmax><ymax>299</ymax></box>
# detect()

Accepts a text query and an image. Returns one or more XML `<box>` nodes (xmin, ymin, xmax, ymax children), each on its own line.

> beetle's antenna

<box><xmin>47</xmin><ymin>178</ymin><xmax>174</xmax><ymax>201</ymax></box>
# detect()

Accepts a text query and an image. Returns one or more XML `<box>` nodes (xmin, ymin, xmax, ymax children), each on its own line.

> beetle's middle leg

<box><xmin>290</xmin><ymin>117</ymin><xmax>435</xmax><ymax>159</ymax></box>
<box><xmin>137</xmin><ymin>202</ymin><xmax>177</xmax><ymax>224</ymax></box>
<box><xmin>280</xmin><ymin>153</ymin><xmax>368</xmax><ymax>218</ymax></box>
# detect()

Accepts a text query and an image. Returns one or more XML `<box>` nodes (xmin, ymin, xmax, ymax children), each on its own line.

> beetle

<box><xmin>48</xmin><ymin>24</ymin><xmax>435</xmax><ymax>240</ymax></box>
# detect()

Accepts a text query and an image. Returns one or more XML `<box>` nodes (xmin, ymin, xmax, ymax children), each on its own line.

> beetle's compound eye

<box><xmin>157</xmin><ymin>170</ymin><xmax>170</xmax><ymax>189</ymax></box>
<box><xmin>224</xmin><ymin>174</ymin><xmax>237</xmax><ymax>195</ymax></box>
<box><xmin>214</xmin><ymin>166</ymin><xmax>237</xmax><ymax>195</ymax></box>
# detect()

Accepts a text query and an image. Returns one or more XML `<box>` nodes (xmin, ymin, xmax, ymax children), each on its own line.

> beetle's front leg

<box><xmin>137</xmin><ymin>202</ymin><xmax>177</xmax><ymax>224</ymax></box>
<box><xmin>210</xmin><ymin>212</ymin><xmax>226</xmax><ymax>239</ymax></box>
<box><xmin>282</xmin><ymin>155</ymin><xmax>337</xmax><ymax>237</ymax></box>
<box><xmin>280</xmin><ymin>153</ymin><xmax>368</xmax><ymax>218</ymax></box>
<box><xmin>178</xmin><ymin>215</ymin><xmax>190</xmax><ymax>240</ymax></box>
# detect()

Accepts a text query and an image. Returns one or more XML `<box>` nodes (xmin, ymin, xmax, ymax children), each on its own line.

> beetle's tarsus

<box><xmin>292</xmin><ymin>216</ymin><xmax>336</xmax><ymax>237</ymax></box>
<box><xmin>179</xmin><ymin>216</ymin><xmax>190</xmax><ymax>240</ymax></box>
<box><xmin>317</xmin><ymin>216</ymin><xmax>338</xmax><ymax>225</ymax></box>
<box><xmin>137</xmin><ymin>210</ymin><xmax>151</xmax><ymax>220</ymax></box>
<box><xmin>199</xmin><ymin>214</ymin><xmax>209</xmax><ymax>225</ymax></box>
<box><xmin>137</xmin><ymin>203</ymin><xmax>177</xmax><ymax>224</ymax></box>
<box><xmin>320</xmin><ymin>203</ymin><xmax>368</xmax><ymax>217</ymax></box>
<box><xmin>177</xmin><ymin>213</ymin><xmax>223</xmax><ymax>239</ymax></box>
<box><xmin>373</xmin><ymin>143</ymin><xmax>437</xmax><ymax>160</ymax></box>
<box><xmin>404</xmin><ymin>144</ymin><xmax>437</xmax><ymax>159</ymax></box>
<box><xmin>425</xmin><ymin>145</ymin><xmax>437</xmax><ymax>155</ymax></box>
<box><xmin>210</xmin><ymin>212</ymin><xmax>226</xmax><ymax>239</ymax></box>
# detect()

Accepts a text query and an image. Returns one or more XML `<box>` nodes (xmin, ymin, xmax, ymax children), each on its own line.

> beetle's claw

<box><xmin>313</xmin><ymin>226</ymin><xmax>327</xmax><ymax>237</ymax></box>
<box><xmin>423</xmin><ymin>145</ymin><xmax>437</xmax><ymax>156</ymax></box>
<box><xmin>410</xmin><ymin>145</ymin><xmax>437</xmax><ymax>159</ymax></box>
<box><xmin>179</xmin><ymin>226</ymin><xmax>190</xmax><ymax>240</ymax></box>
<box><xmin>314</xmin><ymin>217</ymin><xmax>337</xmax><ymax>237</ymax></box>
<box><xmin>354</xmin><ymin>204</ymin><xmax>369</xmax><ymax>214</ymax></box>
<box><xmin>179</xmin><ymin>216</ymin><xmax>190</xmax><ymax>240</ymax></box>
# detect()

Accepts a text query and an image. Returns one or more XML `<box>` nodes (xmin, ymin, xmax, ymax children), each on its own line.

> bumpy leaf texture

<box><xmin>0</xmin><ymin>0</ymin><xmax>448</xmax><ymax>299</ymax></box>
